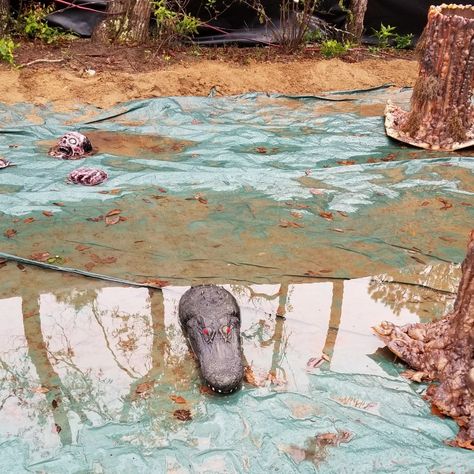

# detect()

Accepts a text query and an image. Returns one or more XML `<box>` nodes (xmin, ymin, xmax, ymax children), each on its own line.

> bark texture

<box><xmin>347</xmin><ymin>0</ymin><xmax>368</xmax><ymax>42</ymax></box>
<box><xmin>0</xmin><ymin>0</ymin><xmax>10</xmax><ymax>36</ymax></box>
<box><xmin>374</xmin><ymin>230</ymin><xmax>474</xmax><ymax>450</ymax></box>
<box><xmin>92</xmin><ymin>0</ymin><xmax>152</xmax><ymax>44</ymax></box>
<box><xmin>385</xmin><ymin>4</ymin><xmax>474</xmax><ymax>151</ymax></box>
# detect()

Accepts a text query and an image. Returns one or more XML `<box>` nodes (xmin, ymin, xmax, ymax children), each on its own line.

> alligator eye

<box><xmin>220</xmin><ymin>325</ymin><xmax>232</xmax><ymax>339</ymax></box>
<box><xmin>68</xmin><ymin>137</ymin><xmax>78</xmax><ymax>145</ymax></box>
<box><xmin>201</xmin><ymin>327</ymin><xmax>214</xmax><ymax>342</ymax></box>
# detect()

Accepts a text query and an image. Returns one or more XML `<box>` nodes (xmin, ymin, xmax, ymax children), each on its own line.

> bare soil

<box><xmin>0</xmin><ymin>39</ymin><xmax>418</xmax><ymax>109</ymax></box>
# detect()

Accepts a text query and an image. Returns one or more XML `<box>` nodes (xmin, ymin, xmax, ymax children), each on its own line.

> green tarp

<box><xmin>0</xmin><ymin>88</ymin><xmax>473</xmax><ymax>472</ymax></box>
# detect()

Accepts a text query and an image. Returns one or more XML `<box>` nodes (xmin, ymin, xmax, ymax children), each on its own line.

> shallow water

<box><xmin>1</xmin><ymin>265</ymin><xmax>472</xmax><ymax>473</ymax></box>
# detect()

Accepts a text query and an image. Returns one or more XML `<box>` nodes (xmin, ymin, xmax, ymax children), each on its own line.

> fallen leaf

<box><xmin>437</xmin><ymin>197</ymin><xmax>452</xmax><ymax>210</ymax></box>
<box><xmin>366</xmin><ymin>158</ymin><xmax>378</xmax><ymax>163</ymax></box>
<box><xmin>84</xmin><ymin>262</ymin><xmax>95</xmax><ymax>271</ymax></box>
<box><xmin>105</xmin><ymin>209</ymin><xmax>121</xmax><ymax>217</ymax></box>
<box><xmin>105</xmin><ymin>214</ymin><xmax>120</xmax><ymax>226</ymax></box>
<box><xmin>381</xmin><ymin>153</ymin><xmax>396</xmax><ymax>162</ymax></box>
<box><xmin>119</xmin><ymin>216</ymin><xmax>128</xmax><ymax>222</ymax></box>
<box><xmin>319</xmin><ymin>269</ymin><xmax>332</xmax><ymax>273</ymax></box>
<box><xmin>243</xmin><ymin>366</ymin><xmax>259</xmax><ymax>386</ymax></box>
<box><xmin>152</xmin><ymin>195</ymin><xmax>166</xmax><ymax>200</ymax></box>
<box><xmin>30</xmin><ymin>252</ymin><xmax>51</xmax><ymax>262</ymax></box>
<box><xmin>439</xmin><ymin>236</ymin><xmax>456</xmax><ymax>243</ymax></box>
<box><xmin>173</xmin><ymin>409</ymin><xmax>192</xmax><ymax>421</ymax></box>
<box><xmin>410</xmin><ymin>255</ymin><xmax>426</xmax><ymax>264</ymax></box>
<box><xmin>87</xmin><ymin>215</ymin><xmax>104</xmax><ymax>222</ymax></box>
<box><xmin>290</xmin><ymin>211</ymin><xmax>303</xmax><ymax>219</ymax></box>
<box><xmin>279</xmin><ymin>220</ymin><xmax>304</xmax><ymax>228</ymax></box>
<box><xmin>256</xmin><ymin>146</ymin><xmax>268</xmax><ymax>154</ymax></box>
<box><xmin>4</xmin><ymin>228</ymin><xmax>17</xmax><ymax>238</ymax></box>
<box><xmin>337</xmin><ymin>211</ymin><xmax>348</xmax><ymax>217</ymax></box>
<box><xmin>143</xmin><ymin>198</ymin><xmax>152</xmax><ymax>204</ymax></box>
<box><xmin>200</xmin><ymin>385</ymin><xmax>214</xmax><ymax>395</ymax></box>
<box><xmin>337</xmin><ymin>160</ymin><xmax>356</xmax><ymax>166</ymax></box>
<box><xmin>135</xmin><ymin>381</ymin><xmax>154</xmax><ymax>395</ymax></box>
<box><xmin>75</xmin><ymin>244</ymin><xmax>90</xmax><ymax>251</ymax></box>
<box><xmin>23</xmin><ymin>217</ymin><xmax>35</xmax><ymax>224</ymax></box>
<box><xmin>158</xmin><ymin>187</ymin><xmax>167</xmax><ymax>193</ymax></box>
<box><xmin>170</xmin><ymin>395</ymin><xmax>186</xmax><ymax>404</ymax></box>
<box><xmin>42</xmin><ymin>211</ymin><xmax>53</xmax><ymax>217</ymax></box>
<box><xmin>52</xmin><ymin>202</ymin><xmax>65</xmax><ymax>207</ymax></box>
<box><xmin>319</xmin><ymin>211</ymin><xmax>333</xmax><ymax>220</ymax></box>
<box><xmin>285</xmin><ymin>202</ymin><xmax>310</xmax><ymax>209</ymax></box>
<box><xmin>309</xmin><ymin>188</ymin><xmax>324</xmax><ymax>195</ymax></box>
<box><xmin>141</xmin><ymin>278</ymin><xmax>169</xmax><ymax>288</ymax></box>
<box><xmin>316</xmin><ymin>430</ymin><xmax>352</xmax><ymax>447</ymax></box>
<box><xmin>17</xmin><ymin>263</ymin><xmax>26</xmax><ymax>271</ymax></box>
<box><xmin>304</xmin><ymin>270</ymin><xmax>318</xmax><ymax>277</ymax></box>
<box><xmin>31</xmin><ymin>386</ymin><xmax>50</xmax><ymax>394</ymax></box>
<box><xmin>420</xmin><ymin>201</ymin><xmax>430</xmax><ymax>207</ymax></box>
<box><xmin>460</xmin><ymin>202</ymin><xmax>472</xmax><ymax>207</ymax></box>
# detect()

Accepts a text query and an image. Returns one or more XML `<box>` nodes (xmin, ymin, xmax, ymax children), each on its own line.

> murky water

<box><xmin>1</xmin><ymin>265</ymin><xmax>470</xmax><ymax>473</ymax></box>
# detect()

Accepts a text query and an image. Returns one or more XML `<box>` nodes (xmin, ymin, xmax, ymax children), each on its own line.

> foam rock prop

<box><xmin>374</xmin><ymin>230</ymin><xmax>474</xmax><ymax>450</ymax></box>
<box><xmin>385</xmin><ymin>4</ymin><xmax>474</xmax><ymax>151</ymax></box>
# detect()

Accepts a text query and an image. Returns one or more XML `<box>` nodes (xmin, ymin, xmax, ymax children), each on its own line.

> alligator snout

<box><xmin>179</xmin><ymin>285</ymin><xmax>244</xmax><ymax>394</ymax></box>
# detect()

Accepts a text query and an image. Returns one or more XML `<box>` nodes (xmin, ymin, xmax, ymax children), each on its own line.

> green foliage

<box><xmin>19</xmin><ymin>4</ymin><xmax>74</xmax><ymax>44</ymax></box>
<box><xmin>372</xmin><ymin>23</ymin><xmax>396</xmax><ymax>49</ymax></box>
<box><xmin>371</xmin><ymin>23</ymin><xmax>414</xmax><ymax>50</ymax></box>
<box><xmin>0</xmin><ymin>36</ymin><xmax>17</xmax><ymax>65</ymax></box>
<box><xmin>394</xmin><ymin>33</ymin><xmax>414</xmax><ymax>50</ymax></box>
<box><xmin>320</xmin><ymin>39</ymin><xmax>351</xmax><ymax>58</ymax></box>
<box><xmin>152</xmin><ymin>0</ymin><xmax>201</xmax><ymax>45</ymax></box>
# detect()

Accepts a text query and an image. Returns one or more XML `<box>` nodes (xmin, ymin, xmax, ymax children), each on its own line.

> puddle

<box><xmin>0</xmin><ymin>266</ymin><xmax>470</xmax><ymax>472</ymax></box>
<box><xmin>37</xmin><ymin>130</ymin><xmax>194</xmax><ymax>160</ymax></box>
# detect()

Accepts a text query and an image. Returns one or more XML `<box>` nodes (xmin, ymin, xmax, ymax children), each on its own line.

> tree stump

<box><xmin>347</xmin><ymin>0</ymin><xmax>368</xmax><ymax>42</ymax></box>
<box><xmin>385</xmin><ymin>4</ymin><xmax>474</xmax><ymax>151</ymax></box>
<box><xmin>92</xmin><ymin>0</ymin><xmax>152</xmax><ymax>44</ymax></box>
<box><xmin>374</xmin><ymin>230</ymin><xmax>474</xmax><ymax>450</ymax></box>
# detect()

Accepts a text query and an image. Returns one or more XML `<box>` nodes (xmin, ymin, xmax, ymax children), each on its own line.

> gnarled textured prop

<box><xmin>374</xmin><ymin>230</ymin><xmax>474</xmax><ymax>450</ymax></box>
<box><xmin>179</xmin><ymin>285</ymin><xmax>243</xmax><ymax>394</ymax></box>
<box><xmin>0</xmin><ymin>158</ymin><xmax>14</xmax><ymax>168</ymax></box>
<box><xmin>48</xmin><ymin>131</ymin><xmax>93</xmax><ymax>160</ymax></box>
<box><xmin>67</xmin><ymin>167</ymin><xmax>108</xmax><ymax>186</ymax></box>
<box><xmin>385</xmin><ymin>4</ymin><xmax>474</xmax><ymax>151</ymax></box>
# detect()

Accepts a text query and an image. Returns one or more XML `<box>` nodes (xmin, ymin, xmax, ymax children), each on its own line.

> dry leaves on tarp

<box><xmin>170</xmin><ymin>395</ymin><xmax>186</xmax><ymax>404</ymax></box>
<box><xmin>437</xmin><ymin>197</ymin><xmax>453</xmax><ymax>210</ymax></box>
<box><xmin>42</xmin><ymin>211</ymin><xmax>53</xmax><ymax>217</ymax></box>
<box><xmin>23</xmin><ymin>217</ymin><xmax>35</xmax><ymax>224</ymax></box>
<box><xmin>4</xmin><ymin>228</ymin><xmax>17</xmax><ymax>238</ymax></box>
<box><xmin>30</xmin><ymin>252</ymin><xmax>51</xmax><ymax>262</ymax></box>
<box><xmin>140</xmin><ymin>278</ymin><xmax>169</xmax><ymax>288</ymax></box>
<box><xmin>173</xmin><ymin>409</ymin><xmax>192</xmax><ymax>421</ymax></box>
<box><xmin>279</xmin><ymin>220</ymin><xmax>304</xmax><ymax>228</ymax></box>
<box><xmin>319</xmin><ymin>211</ymin><xmax>333</xmax><ymax>220</ymax></box>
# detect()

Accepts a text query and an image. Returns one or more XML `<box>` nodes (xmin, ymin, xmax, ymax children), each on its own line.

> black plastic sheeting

<box><xmin>45</xmin><ymin>0</ymin><xmax>474</xmax><ymax>41</ymax></box>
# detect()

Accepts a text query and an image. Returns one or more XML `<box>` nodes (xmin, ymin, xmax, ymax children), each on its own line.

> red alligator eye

<box><xmin>202</xmin><ymin>328</ymin><xmax>209</xmax><ymax>336</ymax></box>
<box><xmin>226</xmin><ymin>326</ymin><xmax>231</xmax><ymax>334</ymax></box>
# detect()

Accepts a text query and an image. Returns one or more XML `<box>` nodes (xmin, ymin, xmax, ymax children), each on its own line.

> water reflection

<box><xmin>0</xmin><ymin>266</ymin><xmax>460</xmax><ymax>467</ymax></box>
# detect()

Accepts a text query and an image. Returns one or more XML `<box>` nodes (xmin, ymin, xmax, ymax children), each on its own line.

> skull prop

<box><xmin>48</xmin><ymin>132</ymin><xmax>93</xmax><ymax>160</ymax></box>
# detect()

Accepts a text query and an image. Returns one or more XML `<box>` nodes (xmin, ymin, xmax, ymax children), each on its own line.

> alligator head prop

<box><xmin>48</xmin><ymin>132</ymin><xmax>93</xmax><ymax>160</ymax></box>
<box><xmin>179</xmin><ymin>285</ymin><xmax>243</xmax><ymax>394</ymax></box>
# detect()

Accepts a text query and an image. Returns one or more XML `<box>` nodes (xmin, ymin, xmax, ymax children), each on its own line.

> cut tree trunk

<box><xmin>0</xmin><ymin>0</ymin><xmax>10</xmax><ymax>36</ymax></box>
<box><xmin>347</xmin><ymin>0</ymin><xmax>368</xmax><ymax>42</ymax></box>
<box><xmin>374</xmin><ymin>230</ymin><xmax>474</xmax><ymax>450</ymax></box>
<box><xmin>92</xmin><ymin>0</ymin><xmax>152</xmax><ymax>44</ymax></box>
<box><xmin>385</xmin><ymin>4</ymin><xmax>474</xmax><ymax>151</ymax></box>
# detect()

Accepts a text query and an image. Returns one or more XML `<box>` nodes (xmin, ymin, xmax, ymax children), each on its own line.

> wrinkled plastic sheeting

<box><xmin>0</xmin><ymin>278</ymin><xmax>473</xmax><ymax>473</ymax></box>
<box><xmin>0</xmin><ymin>88</ymin><xmax>472</xmax><ymax>284</ymax></box>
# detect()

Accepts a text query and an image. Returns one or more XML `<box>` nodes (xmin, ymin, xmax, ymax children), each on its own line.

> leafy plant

<box><xmin>0</xmin><ymin>37</ymin><xmax>17</xmax><ymax>65</ymax></box>
<box><xmin>19</xmin><ymin>4</ymin><xmax>73</xmax><ymax>44</ymax></box>
<box><xmin>372</xmin><ymin>23</ymin><xmax>396</xmax><ymax>49</ymax></box>
<box><xmin>320</xmin><ymin>39</ymin><xmax>351</xmax><ymax>58</ymax></box>
<box><xmin>152</xmin><ymin>0</ymin><xmax>201</xmax><ymax>48</ymax></box>
<box><xmin>394</xmin><ymin>33</ymin><xmax>414</xmax><ymax>50</ymax></box>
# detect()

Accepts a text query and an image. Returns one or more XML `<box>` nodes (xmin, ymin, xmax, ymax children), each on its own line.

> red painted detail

<box><xmin>203</xmin><ymin>328</ymin><xmax>209</xmax><ymax>336</ymax></box>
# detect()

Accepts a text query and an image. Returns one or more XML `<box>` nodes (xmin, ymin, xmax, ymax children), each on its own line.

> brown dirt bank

<box><xmin>0</xmin><ymin>57</ymin><xmax>417</xmax><ymax>110</ymax></box>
